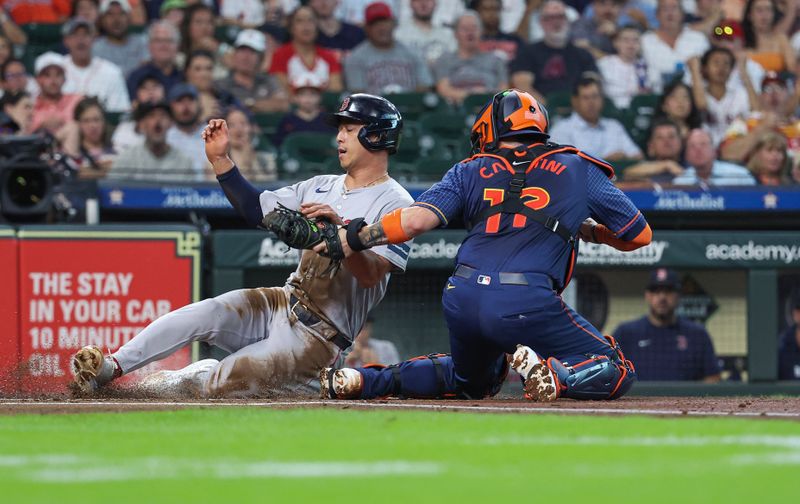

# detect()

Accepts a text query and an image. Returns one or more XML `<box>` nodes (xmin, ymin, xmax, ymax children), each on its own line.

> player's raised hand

<box><xmin>202</xmin><ymin>119</ymin><xmax>234</xmax><ymax>175</ymax></box>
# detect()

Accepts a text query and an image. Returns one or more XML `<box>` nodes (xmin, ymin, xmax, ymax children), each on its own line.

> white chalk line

<box><xmin>0</xmin><ymin>456</ymin><xmax>443</xmax><ymax>482</ymax></box>
<box><xmin>1</xmin><ymin>400</ymin><xmax>799</xmax><ymax>418</ymax></box>
<box><xmin>4</xmin><ymin>432</ymin><xmax>800</xmax><ymax>483</ymax></box>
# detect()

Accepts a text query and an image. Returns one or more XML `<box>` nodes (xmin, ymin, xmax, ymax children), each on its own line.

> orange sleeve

<box><xmin>594</xmin><ymin>223</ymin><xmax>652</xmax><ymax>251</ymax></box>
<box><xmin>381</xmin><ymin>208</ymin><xmax>411</xmax><ymax>244</ymax></box>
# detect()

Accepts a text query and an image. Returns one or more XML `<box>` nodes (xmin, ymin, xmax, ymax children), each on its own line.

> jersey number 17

<box><xmin>482</xmin><ymin>187</ymin><xmax>550</xmax><ymax>233</ymax></box>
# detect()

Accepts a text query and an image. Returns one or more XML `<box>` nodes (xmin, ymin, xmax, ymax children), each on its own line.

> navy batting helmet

<box><xmin>328</xmin><ymin>93</ymin><xmax>403</xmax><ymax>154</ymax></box>
<box><xmin>470</xmin><ymin>89</ymin><xmax>549</xmax><ymax>154</ymax></box>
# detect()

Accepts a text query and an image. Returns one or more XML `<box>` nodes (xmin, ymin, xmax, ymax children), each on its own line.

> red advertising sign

<box><xmin>17</xmin><ymin>228</ymin><xmax>201</xmax><ymax>394</ymax></box>
<box><xmin>0</xmin><ymin>228</ymin><xmax>19</xmax><ymax>395</ymax></box>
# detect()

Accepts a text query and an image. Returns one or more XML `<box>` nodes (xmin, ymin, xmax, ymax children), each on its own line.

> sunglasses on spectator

<box><xmin>541</xmin><ymin>14</ymin><xmax>567</xmax><ymax>21</ymax></box>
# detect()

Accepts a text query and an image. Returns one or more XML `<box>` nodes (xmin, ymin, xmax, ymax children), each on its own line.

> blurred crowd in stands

<box><xmin>1</xmin><ymin>0</ymin><xmax>800</xmax><ymax>186</ymax></box>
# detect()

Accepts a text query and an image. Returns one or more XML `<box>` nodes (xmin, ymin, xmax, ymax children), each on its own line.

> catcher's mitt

<box><xmin>262</xmin><ymin>203</ymin><xmax>345</xmax><ymax>263</ymax></box>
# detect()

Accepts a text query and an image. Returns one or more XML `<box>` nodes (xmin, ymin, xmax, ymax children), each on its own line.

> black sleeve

<box><xmin>217</xmin><ymin>166</ymin><xmax>264</xmax><ymax>228</ymax></box>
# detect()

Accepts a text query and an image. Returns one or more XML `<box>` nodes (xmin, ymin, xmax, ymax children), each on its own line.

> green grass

<box><xmin>0</xmin><ymin>408</ymin><xmax>796</xmax><ymax>503</ymax></box>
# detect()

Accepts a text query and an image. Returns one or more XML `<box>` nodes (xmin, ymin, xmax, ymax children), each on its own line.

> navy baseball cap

<box><xmin>647</xmin><ymin>268</ymin><xmax>681</xmax><ymax>291</ymax></box>
<box><xmin>167</xmin><ymin>83</ymin><xmax>199</xmax><ymax>102</ymax></box>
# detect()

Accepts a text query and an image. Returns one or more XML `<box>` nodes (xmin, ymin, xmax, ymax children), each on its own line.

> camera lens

<box><xmin>6</xmin><ymin>168</ymin><xmax>48</xmax><ymax>208</ymax></box>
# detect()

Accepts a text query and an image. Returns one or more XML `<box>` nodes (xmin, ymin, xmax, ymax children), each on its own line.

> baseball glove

<box><xmin>262</xmin><ymin>203</ymin><xmax>345</xmax><ymax>262</ymax></box>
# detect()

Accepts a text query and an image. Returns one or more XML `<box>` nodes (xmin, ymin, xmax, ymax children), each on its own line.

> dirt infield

<box><xmin>1</xmin><ymin>396</ymin><xmax>799</xmax><ymax>419</ymax></box>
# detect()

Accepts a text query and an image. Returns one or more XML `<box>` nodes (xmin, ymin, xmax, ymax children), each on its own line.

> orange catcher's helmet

<box><xmin>470</xmin><ymin>89</ymin><xmax>549</xmax><ymax>154</ymax></box>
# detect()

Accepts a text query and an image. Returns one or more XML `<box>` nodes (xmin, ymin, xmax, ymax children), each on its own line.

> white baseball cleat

<box><xmin>509</xmin><ymin>345</ymin><xmax>559</xmax><ymax>402</ymax></box>
<box><xmin>137</xmin><ymin>359</ymin><xmax>219</xmax><ymax>398</ymax></box>
<box><xmin>71</xmin><ymin>346</ymin><xmax>119</xmax><ymax>393</ymax></box>
<box><xmin>319</xmin><ymin>367</ymin><xmax>363</xmax><ymax>399</ymax></box>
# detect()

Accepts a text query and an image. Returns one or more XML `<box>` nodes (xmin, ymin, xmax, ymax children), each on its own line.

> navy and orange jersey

<box><xmin>413</xmin><ymin>143</ymin><xmax>647</xmax><ymax>286</ymax></box>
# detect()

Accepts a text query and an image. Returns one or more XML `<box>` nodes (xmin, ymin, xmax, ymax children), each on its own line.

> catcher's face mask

<box><xmin>470</xmin><ymin>89</ymin><xmax>550</xmax><ymax>154</ymax></box>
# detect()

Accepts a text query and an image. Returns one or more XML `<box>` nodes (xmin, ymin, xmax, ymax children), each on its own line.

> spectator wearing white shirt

<box><xmin>641</xmin><ymin>0</ymin><xmax>710</xmax><ymax>93</ymax></box>
<box><xmin>672</xmin><ymin>128</ymin><xmax>756</xmax><ymax>185</ymax></box>
<box><xmin>549</xmin><ymin>75</ymin><xmax>643</xmax><ymax>161</ymax></box>
<box><xmin>687</xmin><ymin>47</ymin><xmax>755</xmax><ymax>147</ymax></box>
<box><xmin>62</xmin><ymin>17</ymin><xmax>131</xmax><ymax>113</ymax></box>
<box><xmin>599</xmin><ymin>24</ymin><xmax>656</xmax><ymax>109</ymax></box>
<box><xmin>396</xmin><ymin>0</ymin><xmax>457</xmax><ymax>68</ymax></box>
<box><xmin>165</xmin><ymin>83</ymin><xmax>210</xmax><ymax>180</ymax></box>
<box><xmin>398</xmin><ymin>0</ymin><xmax>466</xmax><ymax>27</ymax></box>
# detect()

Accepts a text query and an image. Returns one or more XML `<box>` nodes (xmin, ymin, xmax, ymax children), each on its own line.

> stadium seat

<box><xmin>545</xmin><ymin>90</ymin><xmax>572</xmax><ymax>118</ymax></box>
<box><xmin>280</xmin><ymin>132</ymin><xmax>338</xmax><ymax>170</ymax></box>
<box><xmin>21</xmin><ymin>24</ymin><xmax>63</xmax><ymax>47</ymax></box>
<box><xmin>419</xmin><ymin>112</ymin><xmax>471</xmax><ymax>160</ymax></box>
<box><xmin>385</xmin><ymin>92</ymin><xmax>448</xmax><ymax>121</ymax></box>
<box><xmin>411</xmin><ymin>155</ymin><xmax>456</xmax><ymax>182</ymax></box>
<box><xmin>321</xmin><ymin>91</ymin><xmax>347</xmax><ymax>112</ymax></box>
<box><xmin>105</xmin><ymin>112</ymin><xmax>123</xmax><ymax>127</ymax></box>
<box><xmin>253</xmin><ymin>112</ymin><xmax>285</xmax><ymax>139</ymax></box>
<box><xmin>625</xmin><ymin>94</ymin><xmax>660</xmax><ymax>151</ymax></box>
<box><xmin>462</xmin><ymin>92</ymin><xmax>495</xmax><ymax>115</ymax></box>
<box><xmin>214</xmin><ymin>25</ymin><xmax>237</xmax><ymax>45</ymax></box>
<box><xmin>394</xmin><ymin>123</ymin><xmax>421</xmax><ymax>163</ymax></box>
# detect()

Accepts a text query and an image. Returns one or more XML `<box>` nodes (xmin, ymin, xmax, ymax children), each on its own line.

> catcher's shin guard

<box><xmin>552</xmin><ymin>350</ymin><xmax>636</xmax><ymax>400</ymax></box>
<box><xmin>349</xmin><ymin>354</ymin><xmax>459</xmax><ymax>399</ymax></box>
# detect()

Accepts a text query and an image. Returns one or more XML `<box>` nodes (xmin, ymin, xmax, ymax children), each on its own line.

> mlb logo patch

<box><xmin>477</xmin><ymin>275</ymin><xmax>491</xmax><ymax>285</ymax></box>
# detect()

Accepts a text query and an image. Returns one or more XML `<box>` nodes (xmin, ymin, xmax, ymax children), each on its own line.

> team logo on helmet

<box><xmin>339</xmin><ymin>97</ymin><xmax>350</xmax><ymax>112</ymax></box>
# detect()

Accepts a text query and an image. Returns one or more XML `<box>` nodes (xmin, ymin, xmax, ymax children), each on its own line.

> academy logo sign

<box><xmin>258</xmin><ymin>238</ymin><xmax>300</xmax><ymax>266</ymax></box>
<box><xmin>705</xmin><ymin>241</ymin><xmax>800</xmax><ymax>264</ymax></box>
<box><xmin>577</xmin><ymin>240</ymin><xmax>669</xmax><ymax>266</ymax></box>
<box><xmin>409</xmin><ymin>239</ymin><xmax>461</xmax><ymax>260</ymax></box>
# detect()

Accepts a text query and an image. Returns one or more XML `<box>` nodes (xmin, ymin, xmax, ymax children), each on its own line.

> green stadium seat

<box><xmin>625</xmin><ymin>94</ymin><xmax>660</xmax><ymax>151</ymax></box>
<box><xmin>411</xmin><ymin>155</ymin><xmax>455</xmax><ymax>183</ymax></box>
<box><xmin>105</xmin><ymin>112</ymin><xmax>123</xmax><ymax>127</ymax></box>
<box><xmin>394</xmin><ymin>123</ymin><xmax>421</xmax><ymax>163</ymax></box>
<box><xmin>280</xmin><ymin>132</ymin><xmax>338</xmax><ymax>178</ymax></box>
<box><xmin>628</xmin><ymin>93</ymin><xmax>660</xmax><ymax>117</ymax></box>
<box><xmin>545</xmin><ymin>90</ymin><xmax>572</xmax><ymax>118</ymax></box>
<box><xmin>22</xmin><ymin>23</ymin><xmax>63</xmax><ymax>46</ymax></box>
<box><xmin>418</xmin><ymin>112</ymin><xmax>471</xmax><ymax>159</ymax></box>
<box><xmin>253</xmin><ymin>112</ymin><xmax>285</xmax><ymax>139</ymax></box>
<box><xmin>385</xmin><ymin>91</ymin><xmax>448</xmax><ymax>121</ymax></box>
<box><xmin>214</xmin><ymin>25</ymin><xmax>237</xmax><ymax>45</ymax></box>
<box><xmin>321</xmin><ymin>91</ymin><xmax>347</xmax><ymax>112</ymax></box>
<box><xmin>462</xmin><ymin>92</ymin><xmax>495</xmax><ymax>115</ymax></box>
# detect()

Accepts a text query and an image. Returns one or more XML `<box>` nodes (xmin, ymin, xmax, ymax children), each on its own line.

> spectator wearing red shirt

<box><xmin>31</xmin><ymin>52</ymin><xmax>82</xmax><ymax>144</ymax></box>
<box><xmin>2</xmin><ymin>0</ymin><xmax>71</xmax><ymax>24</ymax></box>
<box><xmin>269</xmin><ymin>5</ymin><xmax>343</xmax><ymax>94</ymax></box>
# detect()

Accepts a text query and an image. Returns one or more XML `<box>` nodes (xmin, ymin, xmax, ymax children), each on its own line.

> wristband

<box><xmin>346</xmin><ymin>218</ymin><xmax>368</xmax><ymax>251</ymax></box>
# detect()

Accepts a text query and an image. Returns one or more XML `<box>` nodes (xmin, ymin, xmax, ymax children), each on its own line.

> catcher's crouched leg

<box><xmin>322</xmin><ymin>353</ymin><xmax>508</xmax><ymax>400</ymax></box>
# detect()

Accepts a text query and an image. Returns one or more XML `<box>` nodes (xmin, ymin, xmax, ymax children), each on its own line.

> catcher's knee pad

<box><xmin>552</xmin><ymin>353</ymin><xmax>636</xmax><ymax>401</ymax></box>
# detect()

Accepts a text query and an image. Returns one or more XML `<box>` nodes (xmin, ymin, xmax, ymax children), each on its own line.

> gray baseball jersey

<box><xmin>111</xmin><ymin>173</ymin><xmax>413</xmax><ymax>398</ymax></box>
<box><xmin>259</xmin><ymin>174</ymin><xmax>414</xmax><ymax>340</ymax></box>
